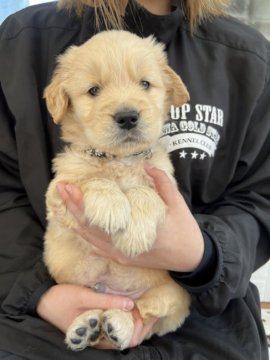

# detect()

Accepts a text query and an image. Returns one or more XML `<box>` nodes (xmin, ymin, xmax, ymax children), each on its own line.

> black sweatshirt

<box><xmin>0</xmin><ymin>2</ymin><xmax>270</xmax><ymax>359</ymax></box>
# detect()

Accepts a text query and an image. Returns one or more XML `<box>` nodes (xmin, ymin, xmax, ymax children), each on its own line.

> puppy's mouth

<box><xmin>121</xmin><ymin>131</ymin><xmax>141</xmax><ymax>143</ymax></box>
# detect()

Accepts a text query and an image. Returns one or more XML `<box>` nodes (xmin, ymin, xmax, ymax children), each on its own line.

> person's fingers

<box><xmin>129</xmin><ymin>315</ymin><xmax>158</xmax><ymax>348</ymax></box>
<box><xmin>57</xmin><ymin>182</ymin><xmax>84</xmax><ymax>208</ymax></box>
<box><xmin>57</xmin><ymin>183</ymin><xmax>112</xmax><ymax>243</ymax></box>
<box><xmin>128</xmin><ymin>317</ymin><xmax>144</xmax><ymax>348</ymax></box>
<box><xmin>56</xmin><ymin>182</ymin><xmax>85</xmax><ymax>224</ymax></box>
<box><xmin>76</xmin><ymin>222</ymin><xmax>111</xmax><ymax>244</ymax></box>
<box><xmin>139</xmin><ymin>317</ymin><xmax>158</xmax><ymax>340</ymax></box>
<box><xmin>94</xmin><ymin>339</ymin><xmax>118</xmax><ymax>350</ymax></box>
<box><xmin>127</xmin><ymin>308</ymin><xmax>158</xmax><ymax>348</ymax></box>
<box><xmin>79</xmin><ymin>288</ymin><xmax>134</xmax><ymax>312</ymax></box>
<box><xmin>94</xmin><ymin>310</ymin><xmax>157</xmax><ymax>350</ymax></box>
<box><xmin>144</xmin><ymin>165</ymin><xmax>180</xmax><ymax>206</ymax></box>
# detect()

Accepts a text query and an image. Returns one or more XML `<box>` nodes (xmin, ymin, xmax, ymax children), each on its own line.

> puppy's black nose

<box><xmin>114</xmin><ymin>110</ymin><xmax>139</xmax><ymax>130</ymax></box>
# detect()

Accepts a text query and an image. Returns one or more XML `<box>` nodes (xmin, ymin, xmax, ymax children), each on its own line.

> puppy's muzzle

<box><xmin>114</xmin><ymin>110</ymin><xmax>139</xmax><ymax>130</ymax></box>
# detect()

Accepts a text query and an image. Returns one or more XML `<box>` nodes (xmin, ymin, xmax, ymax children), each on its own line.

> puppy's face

<box><xmin>45</xmin><ymin>31</ymin><xmax>189</xmax><ymax>156</ymax></box>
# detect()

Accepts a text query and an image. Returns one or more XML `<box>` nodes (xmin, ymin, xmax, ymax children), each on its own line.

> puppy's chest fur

<box><xmin>44</xmin><ymin>144</ymin><xmax>173</xmax><ymax>292</ymax></box>
<box><xmin>52</xmin><ymin>146</ymin><xmax>164</xmax><ymax>189</ymax></box>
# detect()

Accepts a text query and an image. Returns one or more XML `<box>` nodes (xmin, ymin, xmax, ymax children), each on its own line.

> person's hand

<box><xmin>56</xmin><ymin>166</ymin><xmax>204</xmax><ymax>273</ymax></box>
<box><xmin>36</xmin><ymin>283</ymin><xmax>157</xmax><ymax>349</ymax></box>
<box><xmin>36</xmin><ymin>283</ymin><xmax>134</xmax><ymax>334</ymax></box>
<box><xmin>95</xmin><ymin>308</ymin><xmax>158</xmax><ymax>350</ymax></box>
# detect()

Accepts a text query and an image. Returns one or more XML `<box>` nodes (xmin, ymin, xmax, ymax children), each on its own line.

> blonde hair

<box><xmin>58</xmin><ymin>0</ymin><xmax>230</xmax><ymax>31</ymax></box>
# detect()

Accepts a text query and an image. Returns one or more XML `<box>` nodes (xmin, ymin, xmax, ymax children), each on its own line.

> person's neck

<box><xmin>134</xmin><ymin>0</ymin><xmax>172</xmax><ymax>16</ymax></box>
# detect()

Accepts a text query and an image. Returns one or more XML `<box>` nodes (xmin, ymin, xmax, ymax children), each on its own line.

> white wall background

<box><xmin>28</xmin><ymin>0</ymin><xmax>54</xmax><ymax>4</ymax></box>
<box><xmin>0</xmin><ymin>0</ymin><xmax>54</xmax><ymax>23</ymax></box>
<box><xmin>230</xmin><ymin>0</ymin><xmax>270</xmax><ymax>39</ymax></box>
<box><xmin>252</xmin><ymin>262</ymin><xmax>270</xmax><ymax>302</ymax></box>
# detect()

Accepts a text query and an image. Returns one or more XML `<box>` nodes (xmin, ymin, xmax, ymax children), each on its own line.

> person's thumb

<box><xmin>144</xmin><ymin>165</ymin><xmax>179</xmax><ymax>206</ymax></box>
<box><xmin>80</xmin><ymin>289</ymin><xmax>134</xmax><ymax>312</ymax></box>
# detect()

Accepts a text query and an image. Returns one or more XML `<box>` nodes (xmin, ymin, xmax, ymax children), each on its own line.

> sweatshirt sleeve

<box><xmin>0</xmin><ymin>85</ymin><xmax>54</xmax><ymax>317</ymax></box>
<box><xmin>173</xmin><ymin>70</ymin><xmax>270</xmax><ymax>317</ymax></box>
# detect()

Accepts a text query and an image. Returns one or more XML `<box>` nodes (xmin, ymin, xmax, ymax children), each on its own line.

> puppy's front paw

<box><xmin>65</xmin><ymin>310</ymin><xmax>102</xmax><ymax>351</ymax></box>
<box><xmin>102</xmin><ymin>309</ymin><xmax>134</xmax><ymax>350</ymax></box>
<box><xmin>83</xmin><ymin>180</ymin><xmax>131</xmax><ymax>234</ymax></box>
<box><xmin>112</xmin><ymin>187</ymin><xmax>165</xmax><ymax>257</ymax></box>
<box><xmin>113</xmin><ymin>221</ymin><xmax>157</xmax><ymax>257</ymax></box>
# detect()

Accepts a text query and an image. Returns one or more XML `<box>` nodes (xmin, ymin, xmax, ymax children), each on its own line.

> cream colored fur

<box><xmin>44</xmin><ymin>30</ymin><xmax>191</xmax><ymax>351</ymax></box>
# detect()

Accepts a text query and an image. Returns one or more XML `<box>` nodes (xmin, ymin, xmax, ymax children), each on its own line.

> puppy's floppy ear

<box><xmin>164</xmin><ymin>66</ymin><xmax>190</xmax><ymax>107</ymax></box>
<box><xmin>44</xmin><ymin>73</ymin><xmax>69</xmax><ymax>124</ymax></box>
<box><xmin>144</xmin><ymin>35</ymin><xmax>190</xmax><ymax>107</ymax></box>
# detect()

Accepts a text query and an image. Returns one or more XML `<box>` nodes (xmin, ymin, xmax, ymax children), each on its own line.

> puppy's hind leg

<box><xmin>135</xmin><ymin>282</ymin><xmax>191</xmax><ymax>340</ymax></box>
<box><xmin>101</xmin><ymin>309</ymin><xmax>134</xmax><ymax>350</ymax></box>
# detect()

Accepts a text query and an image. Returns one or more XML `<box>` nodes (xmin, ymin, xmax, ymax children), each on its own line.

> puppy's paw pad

<box><xmin>89</xmin><ymin>318</ymin><xmax>98</xmax><ymax>328</ymax></box>
<box><xmin>65</xmin><ymin>310</ymin><xmax>102</xmax><ymax>351</ymax></box>
<box><xmin>87</xmin><ymin>315</ymin><xmax>102</xmax><ymax>346</ymax></box>
<box><xmin>103</xmin><ymin>320</ymin><xmax>119</xmax><ymax>344</ymax></box>
<box><xmin>102</xmin><ymin>310</ymin><xmax>134</xmax><ymax>350</ymax></box>
<box><xmin>65</xmin><ymin>325</ymin><xmax>89</xmax><ymax>352</ymax></box>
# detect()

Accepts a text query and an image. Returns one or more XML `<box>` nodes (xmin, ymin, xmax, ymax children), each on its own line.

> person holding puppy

<box><xmin>0</xmin><ymin>0</ymin><xmax>270</xmax><ymax>359</ymax></box>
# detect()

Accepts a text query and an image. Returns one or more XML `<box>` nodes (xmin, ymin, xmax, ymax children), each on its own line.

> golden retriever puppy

<box><xmin>44</xmin><ymin>30</ymin><xmax>191</xmax><ymax>351</ymax></box>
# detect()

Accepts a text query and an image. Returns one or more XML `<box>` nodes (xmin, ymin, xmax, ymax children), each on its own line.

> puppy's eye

<box><xmin>88</xmin><ymin>86</ymin><xmax>100</xmax><ymax>97</ymax></box>
<box><xmin>140</xmin><ymin>80</ymin><xmax>150</xmax><ymax>90</ymax></box>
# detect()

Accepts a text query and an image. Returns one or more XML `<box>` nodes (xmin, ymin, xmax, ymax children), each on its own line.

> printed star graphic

<box><xmin>200</xmin><ymin>152</ymin><xmax>207</xmax><ymax>160</ymax></box>
<box><xmin>191</xmin><ymin>151</ymin><xmax>198</xmax><ymax>159</ymax></box>
<box><xmin>179</xmin><ymin>150</ymin><xmax>187</xmax><ymax>159</ymax></box>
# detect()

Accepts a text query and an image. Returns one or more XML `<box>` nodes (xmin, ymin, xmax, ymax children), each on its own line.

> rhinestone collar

<box><xmin>84</xmin><ymin>148</ymin><xmax>152</xmax><ymax>160</ymax></box>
